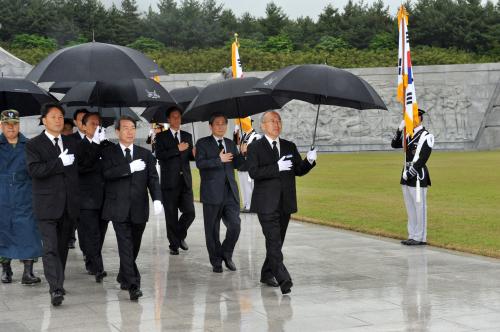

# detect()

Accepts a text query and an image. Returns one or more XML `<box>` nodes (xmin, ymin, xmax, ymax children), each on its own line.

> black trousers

<box><xmin>79</xmin><ymin>209</ymin><xmax>109</xmax><ymax>274</ymax></box>
<box><xmin>38</xmin><ymin>210</ymin><xmax>74</xmax><ymax>293</ymax></box>
<box><xmin>113</xmin><ymin>221</ymin><xmax>146</xmax><ymax>289</ymax></box>
<box><xmin>258</xmin><ymin>208</ymin><xmax>291</xmax><ymax>284</ymax></box>
<box><xmin>162</xmin><ymin>179</ymin><xmax>195</xmax><ymax>250</ymax></box>
<box><xmin>202</xmin><ymin>183</ymin><xmax>241</xmax><ymax>267</ymax></box>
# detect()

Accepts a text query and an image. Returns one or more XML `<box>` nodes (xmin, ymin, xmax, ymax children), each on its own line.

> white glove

<box><xmin>398</xmin><ymin>120</ymin><xmax>406</xmax><ymax>131</ymax></box>
<box><xmin>307</xmin><ymin>148</ymin><xmax>317</xmax><ymax>164</ymax></box>
<box><xmin>129</xmin><ymin>159</ymin><xmax>146</xmax><ymax>173</ymax></box>
<box><xmin>153</xmin><ymin>200</ymin><xmax>163</xmax><ymax>215</ymax></box>
<box><xmin>149</xmin><ymin>128</ymin><xmax>155</xmax><ymax>135</ymax></box>
<box><xmin>59</xmin><ymin>149</ymin><xmax>75</xmax><ymax>166</ymax></box>
<box><xmin>277</xmin><ymin>155</ymin><xmax>292</xmax><ymax>172</ymax></box>
<box><xmin>97</xmin><ymin>126</ymin><xmax>106</xmax><ymax>142</ymax></box>
<box><xmin>92</xmin><ymin>133</ymin><xmax>101</xmax><ymax>145</ymax></box>
<box><xmin>402</xmin><ymin>170</ymin><xmax>408</xmax><ymax>181</ymax></box>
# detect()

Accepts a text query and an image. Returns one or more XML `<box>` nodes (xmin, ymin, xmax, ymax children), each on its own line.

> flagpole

<box><xmin>399</xmin><ymin>5</ymin><xmax>408</xmax><ymax>177</ymax></box>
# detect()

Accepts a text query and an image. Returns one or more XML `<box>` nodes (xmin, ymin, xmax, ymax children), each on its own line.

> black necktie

<box><xmin>174</xmin><ymin>131</ymin><xmax>180</xmax><ymax>144</ymax></box>
<box><xmin>218</xmin><ymin>139</ymin><xmax>225</xmax><ymax>153</ymax></box>
<box><xmin>272</xmin><ymin>141</ymin><xmax>279</xmax><ymax>160</ymax></box>
<box><xmin>53</xmin><ymin>137</ymin><xmax>61</xmax><ymax>154</ymax></box>
<box><xmin>125</xmin><ymin>148</ymin><xmax>132</xmax><ymax>163</ymax></box>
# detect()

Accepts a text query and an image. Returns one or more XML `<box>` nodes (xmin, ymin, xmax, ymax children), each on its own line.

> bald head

<box><xmin>260</xmin><ymin>111</ymin><xmax>282</xmax><ymax>140</ymax></box>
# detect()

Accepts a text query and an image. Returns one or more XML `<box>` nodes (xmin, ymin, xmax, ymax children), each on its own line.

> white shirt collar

<box><xmin>119</xmin><ymin>142</ymin><xmax>133</xmax><ymax>156</ymax></box>
<box><xmin>77</xmin><ymin>130</ymin><xmax>85</xmax><ymax>139</ymax></box>
<box><xmin>414</xmin><ymin>125</ymin><xmax>423</xmax><ymax>134</ymax></box>
<box><xmin>45</xmin><ymin>131</ymin><xmax>61</xmax><ymax>142</ymax></box>
<box><xmin>213</xmin><ymin>135</ymin><xmax>225</xmax><ymax>142</ymax></box>
<box><xmin>264</xmin><ymin>135</ymin><xmax>279</xmax><ymax>147</ymax></box>
<box><xmin>170</xmin><ymin>128</ymin><xmax>180</xmax><ymax>137</ymax></box>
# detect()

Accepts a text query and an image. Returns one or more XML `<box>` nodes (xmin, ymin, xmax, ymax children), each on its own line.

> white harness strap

<box><xmin>411</xmin><ymin>131</ymin><xmax>434</xmax><ymax>203</ymax></box>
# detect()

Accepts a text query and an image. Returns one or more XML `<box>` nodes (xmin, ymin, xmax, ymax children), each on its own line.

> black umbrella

<box><xmin>60</xmin><ymin>79</ymin><xmax>177</xmax><ymax>109</ymax></box>
<box><xmin>63</xmin><ymin>106</ymin><xmax>140</xmax><ymax>128</ymax></box>
<box><xmin>0</xmin><ymin>78</ymin><xmax>57</xmax><ymax>116</ymax></box>
<box><xmin>141</xmin><ymin>86</ymin><xmax>201</xmax><ymax>123</ymax></box>
<box><xmin>254</xmin><ymin>64</ymin><xmax>388</xmax><ymax>148</ymax></box>
<box><xmin>182</xmin><ymin>77</ymin><xmax>286</xmax><ymax>123</ymax></box>
<box><xmin>26</xmin><ymin>42</ymin><xmax>166</xmax><ymax>83</ymax></box>
<box><xmin>49</xmin><ymin>81</ymin><xmax>78</xmax><ymax>94</ymax></box>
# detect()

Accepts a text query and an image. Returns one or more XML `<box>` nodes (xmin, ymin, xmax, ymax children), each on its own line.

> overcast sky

<box><xmin>103</xmin><ymin>0</ymin><xmax>407</xmax><ymax>19</ymax></box>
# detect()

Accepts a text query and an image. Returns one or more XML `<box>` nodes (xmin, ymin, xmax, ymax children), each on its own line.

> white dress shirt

<box><xmin>119</xmin><ymin>143</ymin><xmax>134</xmax><ymax>159</ymax></box>
<box><xmin>264</xmin><ymin>135</ymin><xmax>280</xmax><ymax>156</ymax></box>
<box><xmin>45</xmin><ymin>131</ymin><xmax>64</xmax><ymax>153</ymax></box>
<box><xmin>213</xmin><ymin>135</ymin><xmax>227</xmax><ymax>152</ymax></box>
<box><xmin>170</xmin><ymin>128</ymin><xmax>181</xmax><ymax>142</ymax></box>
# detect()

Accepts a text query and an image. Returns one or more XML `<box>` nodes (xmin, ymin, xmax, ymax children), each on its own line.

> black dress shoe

<box><xmin>170</xmin><ymin>249</ymin><xmax>179</xmax><ymax>255</ymax></box>
<box><xmin>418</xmin><ymin>241</ymin><xmax>427</xmax><ymax>245</ymax></box>
<box><xmin>61</xmin><ymin>288</ymin><xmax>66</xmax><ymax>295</ymax></box>
<box><xmin>280</xmin><ymin>279</ymin><xmax>293</xmax><ymax>295</ymax></box>
<box><xmin>406</xmin><ymin>239</ymin><xmax>421</xmax><ymax>246</ymax></box>
<box><xmin>129</xmin><ymin>287</ymin><xmax>143</xmax><ymax>301</ymax></box>
<box><xmin>213</xmin><ymin>266</ymin><xmax>223</xmax><ymax>273</ymax></box>
<box><xmin>179</xmin><ymin>240</ymin><xmax>189</xmax><ymax>251</ymax></box>
<box><xmin>401</xmin><ymin>239</ymin><xmax>410</xmax><ymax>245</ymax></box>
<box><xmin>260</xmin><ymin>278</ymin><xmax>279</xmax><ymax>287</ymax></box>
<box><xmin>51</xmin><ymin>291</ymin><xmax>64</xmax><ymax>306</ymax></box>
<box><xmin>95</xmin><ymin>271</ymin><xmax>106</xmax><ymax>283</ymax></box>
<box><xmin>223</xmin><ymin>257</ymin><xmax>237</xmax><ymax>271</ymax></box>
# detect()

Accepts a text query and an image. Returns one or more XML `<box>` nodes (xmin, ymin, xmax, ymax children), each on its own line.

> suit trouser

<box><xmin>162</xmin><ymin>179</ymin><xmax>195</xmax><ymax>250</ymax></box>
<box><xmin>38</xmin><ymin>210</ymin><xmax>74</xmax><ymax>293</ymax></box>
<box><xmin>258</xmin><ymin>208</ymin><xmax>291</xmax><ymax>284</ymax></box>
<box><xmin>113</xmin><ymin>221</ymin><xmax>146</xmax><ymax>289</ymax></box>
<box><xmin>79</xmin><ymin>209</ymin><xmax>108</xmax><ymax>274</ymax></box>
<box><xmin>202</xmin><ymin>183</ymin><xmax>241</xmax><ymax>267</ymax></box>
<box><xmin>237</xmin><ymin>171</ymin><xmax>254</xmax><ymax>210</ymax></box>
<box><xmin>402</xmin><ymin>185</ymin><xmax>428</xmax><ymax>242</ymax></box>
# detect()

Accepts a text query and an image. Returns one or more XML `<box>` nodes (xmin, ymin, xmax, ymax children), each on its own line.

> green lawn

<box><xmin>191</xmin><ymin>150</ymin><xmax>500</xmax><ymax>258</ymax></box>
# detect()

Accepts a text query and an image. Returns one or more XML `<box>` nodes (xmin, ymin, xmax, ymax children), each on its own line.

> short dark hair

<box><xmin>115</xmin><ymin>115</ymin><xmax>137</xmax><ymax>130</ymax></box>
<box><xmin>40</xmin><ymin>102</ymin><xmax>65</xmax><ymax>119</ymax></box>
<box><xmin>209</xmin><ymin>113</ymin><xmax>228</xmax><ymax>125</ymax></box>
<box><xmin>166</xmin><ymin>106</ymin><xmax>182</xmax><ymax>119</ymax></box>
<box><xmin>82</xmin><ymin>112</ymin><xmax>101</xmax><ymax>125</ymax></box>
<box><xmin>73</xmin><ymin>108</ymin><xmax>89</xmax><ymax>120</ymax></box>
<box><xmin>64</xmin><ymin>118</ymin><xmax>74</xmax><ymax>127</ymax></box>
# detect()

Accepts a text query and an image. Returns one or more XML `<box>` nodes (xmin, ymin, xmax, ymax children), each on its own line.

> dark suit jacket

<box><xmin>195</xmin><ymin>136</ymin><xmax>244</xmax><ymax>205</ymax></box>
<box><xmin>76</xmin><ymin>138</ymin><xmax>113</xmax><ymax>210</ymax></box>
<box><xmin>155</xmin><ymin>130</ymin><xmax>194</xmax><ymax>190</ymax></box>
<box><xmin>101</xmin><ymin>143</ymin><xmax>161</xmax><ymax>224</ymax></box>
<box><xmin>68</xmin><ymin>131</ymin><xmax>83</xmax><ymax>142</ymax></box>
<box><xmin>247</xmin><ymin>137</ymin><xmax>315</xmax><ymax>214</ymax></box>
<box><xmin>25</xmin><ymin>132</ymin><xmax>80</xmax><ymax>220</ymax></box>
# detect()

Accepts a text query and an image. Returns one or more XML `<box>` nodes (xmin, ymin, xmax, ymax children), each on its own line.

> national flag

<box><xmin>231</xmin><ymin>33</ymin><xmax>243</xmax><ymax>78</ymax></box>
<box><xmin>397</xmin><ymin>5</ymin><xmax>420</xmax><ymax>137</ymax></box>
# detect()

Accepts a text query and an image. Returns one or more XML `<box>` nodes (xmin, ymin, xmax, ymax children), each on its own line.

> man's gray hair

<box><xmin>260</xmin><ymin>110</ymin><xmax>281</xmax><ymax>123</ymax></box>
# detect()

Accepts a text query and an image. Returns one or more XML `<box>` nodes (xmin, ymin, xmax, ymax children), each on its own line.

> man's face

<box><xmin>210</xmin><ymin>116</ymin><xmax>227</xmax><ymax>137</ymax></box>
<box><xmin>74</xmin><ymin>112</ymin><xmax>86</xmax><ymax>132</ymax></box>
<box><xmin>1</xmin><ymin>122</ymin><xmax>20</xmax><ymax>140</ymax></box>
<box><xmin>116</xmin><ymin>119</ymin><xmax>136</xmax><ymax>146</ymax></box>
<box><xmin>168</xmin><ymin>110</ymin><xmax>182</xmax><ymax>130</ymax></box>
<box><xmin>261</xmin><ymin>112</ymin><xmax>282</xmax><ymax>139</ymax></box>
<box><xmin>62</xmin><ymin>124</ymin><xmax>74</xmax><ymax>136</ymax></box>
<box><xmin>42</xmin><ymin>108</ymin><xmax>65</xmax><ymax>135</ymax></box>
<box><xmin>83</xmin><ymin>115</ymin><xmax>100</xmax><ymax>138</ymax></box>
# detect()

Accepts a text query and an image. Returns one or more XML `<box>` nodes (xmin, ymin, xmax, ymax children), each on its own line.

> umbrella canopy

<box><xmin>253</xmin><ymin>64</ymin><xmax>387</xmax><ymax>147</ymax></box>
<box><xmin>0</xmin><ymin>78</ymin><xmax>57</xmax><ymax>116</ymax></box>
<box><xmin>182</xmin><ymin>77</ymin><xmax>286</xmax><ymax>123</ymax></box>
<box><xmin>254</xmin><ymin>64</ymin><xmax>387</xmax><ymax>110</ymax></box>
<box><xmin>60</xmin><ymin>79</ymin><xmax>177</xmax><ymax>108</ymax></box>
<box><xmin>141</xmin><ymin>86</ymin><xmax>202</xmax><ymax>123</ymax></box>
<box><xmin>49</xmin><ymin>81</ymin><xmax>78</xmax><ymax>94</ymax></box>
<box><xmin>63</xmin><ymin>106</ymin><xmax>140</xmax><ymax>128</ymax></box>
<box><xmin>26</xmin><ymin>42</ymin><xmax>166</xmax><ymax>83</ymax></box>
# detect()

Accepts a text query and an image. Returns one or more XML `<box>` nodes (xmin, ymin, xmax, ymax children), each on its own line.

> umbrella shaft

<box><xmin>311</xmin><ymin>103</ymin><xmax>321</xmax><ymax>149</ymax></box>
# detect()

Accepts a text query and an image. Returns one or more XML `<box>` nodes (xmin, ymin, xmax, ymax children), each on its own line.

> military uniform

<box><xmin>391</xmin><ymin>116</ymin><xmax>434</xmax><ymax>245</ymax></box>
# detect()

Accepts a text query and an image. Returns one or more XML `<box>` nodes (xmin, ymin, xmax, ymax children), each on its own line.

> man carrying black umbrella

<box><xmin>155</xmin><ymin>107</ymin><xmax>195</xmax><ymax>256</ymax></box>
<box><xmin>247</xmin><ymin>111</ymin><xmax>317</xmax><ymax>295</ymax></box>
<box><xmin>195</xmin><ymin>113</ymin><xmax>245</xmax><ymax>273</ymax></box>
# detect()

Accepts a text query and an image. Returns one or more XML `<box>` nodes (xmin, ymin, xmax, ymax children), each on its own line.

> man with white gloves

<box><xmin>246</xmin><ymin>111</ymin><xmax>317</xmax><ymax>295</ymax></box>
<box><xmin>391</xmin><ymin>109</ymin><xmax>434</xmax><ymax>246</ymax></box>
<box><xmin>101</xmin><ymin>115</ymin><xmax>163</xmax><ymax>301</ymax></box>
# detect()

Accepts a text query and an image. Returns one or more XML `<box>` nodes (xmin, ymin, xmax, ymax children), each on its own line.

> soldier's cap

<box><xmin>418</xmin><ymin>109</ymin><xmax>426</xmax><ymax>115</ymax></box>
<box><xmin>1</xmin><ymin>109</ymin><xmax>20</xmax><ymax>123</ymax></box>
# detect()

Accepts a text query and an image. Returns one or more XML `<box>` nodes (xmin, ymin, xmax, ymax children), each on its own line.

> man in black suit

<box><xmin>247</xmin><ymin>111</ymin><xmax>317</xmax><ymax>294</ymax></box>
<box><xmin>101</xmin><ymin>115</ymin><xmax>163</xmax><ymax>301</ymax></box>
<box><xmin>155</xmin><ymin>107</ymin><xmax>195</xmax><ymax>255</ymax></box>
<box><xmin>25</xmin><ymin>103</ymin><xmax>80</xmax><ymax>306</ymax></box>
<box><xmin>67</xmin><ymin>108</ymin><xmax>88</xmax><ymax>250</ymax></box>
<box><xmin>76</xmin><ymin>112</ymin><xmax>112</xmax><ymax>283</ymax></box>
<box><xmin>195</xmin><ymin>113</ymin><xmax>245</xmax><ymax>273</ymax></box>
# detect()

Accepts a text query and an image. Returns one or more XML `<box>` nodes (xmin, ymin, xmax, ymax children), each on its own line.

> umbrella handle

<box><xmin>311</xmin><ymin>103</ymin><xmax>321</xmax><ymax>150</ymax></box>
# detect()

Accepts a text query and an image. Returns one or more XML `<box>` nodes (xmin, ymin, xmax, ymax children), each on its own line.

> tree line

<box><xmin>0</xmin><ymin>0</ymin><xmax>499</xmax><ymax>55</ymax></box>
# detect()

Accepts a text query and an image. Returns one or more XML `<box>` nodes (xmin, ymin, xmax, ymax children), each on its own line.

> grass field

<box><xmin>191</xmin><ymin>150</ymin><xmax>500</xmax><ymax>258</ymax></box>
